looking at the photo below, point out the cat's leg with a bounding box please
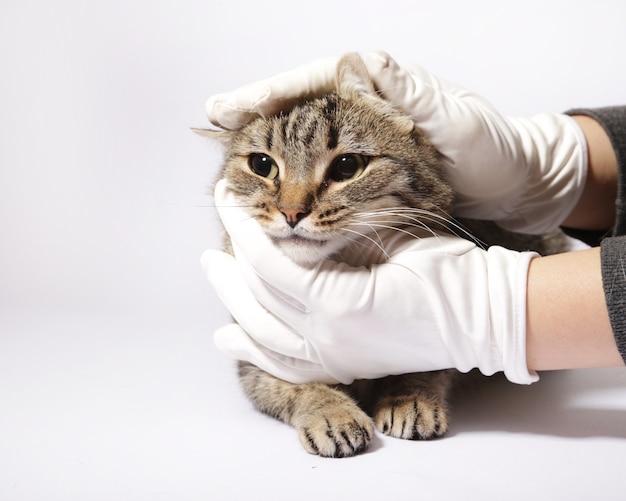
[371,370,454,440]
[237,361,374,458]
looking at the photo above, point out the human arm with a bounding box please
[526,247,622,372]
[204,176,625,386]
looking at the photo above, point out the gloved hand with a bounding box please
[202,180,539,385]
[206,51,587,234]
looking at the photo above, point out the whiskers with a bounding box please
[339,206,486,259]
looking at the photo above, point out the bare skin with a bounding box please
[526,115,624,372]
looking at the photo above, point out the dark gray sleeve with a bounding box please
[601,236,626,361]
[566,106,626,362]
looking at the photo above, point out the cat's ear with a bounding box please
[191,127,232,146]
[336,53,415,136]
[336,53,377,97]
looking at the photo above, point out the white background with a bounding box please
[2,1,626,499]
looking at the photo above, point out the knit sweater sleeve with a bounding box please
[566,106,626,362]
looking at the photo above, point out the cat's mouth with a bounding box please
[269,234,332,266]
[272,235,327,247]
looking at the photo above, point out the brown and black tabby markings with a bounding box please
[197,54,565,457]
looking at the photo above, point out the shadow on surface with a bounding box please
[448,368,626,439]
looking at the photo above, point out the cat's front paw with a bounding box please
[296,407,374,458]
[374,395,448,440]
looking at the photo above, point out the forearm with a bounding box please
[525,248,624,371]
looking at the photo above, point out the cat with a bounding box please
[196,53,566,457]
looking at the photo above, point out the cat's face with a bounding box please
[208,54,453,266]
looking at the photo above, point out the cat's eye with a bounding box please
[248,153,279,180]
[328,154,369,182]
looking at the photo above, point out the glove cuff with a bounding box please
[498,114,588,234]
[487,247,540,384]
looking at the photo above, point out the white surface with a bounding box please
[2,1,626,499]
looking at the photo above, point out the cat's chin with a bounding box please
[272,236,335,266]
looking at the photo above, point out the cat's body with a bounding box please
[200,54,566,457]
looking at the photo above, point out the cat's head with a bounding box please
[198,53,453,266]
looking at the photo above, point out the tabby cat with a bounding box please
[198,53,564,457]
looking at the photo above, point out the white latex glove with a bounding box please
[202,180,539,385]
[206,51,587,234]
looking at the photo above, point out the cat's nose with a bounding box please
[280,207,311,228]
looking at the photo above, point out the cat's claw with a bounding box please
[297,412,374,458]
[374,396,448,440]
